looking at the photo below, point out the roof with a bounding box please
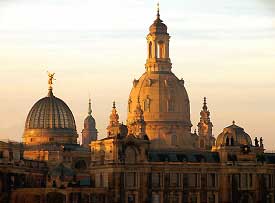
[148,150,220,163]
[49,163,75,177]
[25,89,76,130]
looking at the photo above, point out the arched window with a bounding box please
[226,137,229,146]
[148,41,152,58]
[230,137,234,146]
[125,147,137,163]
[171,135,177,146]
[158,41,165,58]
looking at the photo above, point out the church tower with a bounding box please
[81,98,98,148]
[127,5,193,149]
[197,97,215,150]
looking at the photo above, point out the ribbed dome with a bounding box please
[23,89,78,145]
[25,91,76,130]
[216,122,252,147]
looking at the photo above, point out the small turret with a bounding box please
[81,98,98,148]
[127,97,146,138]
[107,101,122,137]
[197,97,215,150]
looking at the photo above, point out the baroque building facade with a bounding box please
[1,6,275,203]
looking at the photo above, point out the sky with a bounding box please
[0,0,275,149]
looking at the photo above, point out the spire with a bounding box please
[157,2,160,19]
[203,97,208,111]
[88,98,92,116]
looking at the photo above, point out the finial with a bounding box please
[232,120,235,125]
[113,101,116,108]
[157,2,160,19]
[88,98,92,116]
[47,71,55,96]
[202,97,208,110]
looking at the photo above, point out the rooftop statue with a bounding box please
[47,71,55,87]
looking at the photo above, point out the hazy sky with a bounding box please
[0,0,275,149]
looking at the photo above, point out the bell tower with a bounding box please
[146,4,172,72]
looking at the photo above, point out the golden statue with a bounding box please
[47,71,55,86]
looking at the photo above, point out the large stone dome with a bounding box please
[23,89,78,145]
[128,72,191,124]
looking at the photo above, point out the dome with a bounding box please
[23,89,78,145]
[216,122,252,147]
[127,72,192,148]
[84,116,96,130]
[149,6,167,34]
[128,72,190,124]
[149,18,167,34]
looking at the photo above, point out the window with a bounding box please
[208,193,215,203]
[200,139,205,148]
[207,173,216,188]
[188,174,199,188]
[148,42,152,58]
[190,194,197,203]
[241,173,253,189]
[171,135,177,146]
[265,174,272,188]
[128,195,135,203]
[152,194,160,203]
[167,100,175,112]
[95,173,104,187]
[125,147,136,163]
[157,41,165,58]
[152,173,160,187]
[170,173,179,187]
[0,151,3,159]
[126,172,136,188]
